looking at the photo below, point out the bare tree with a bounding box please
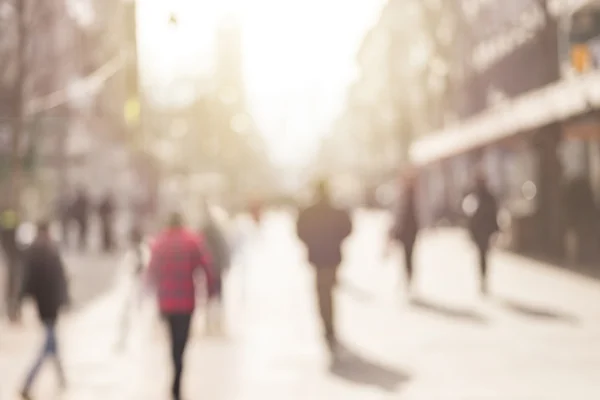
[0,0,68,208]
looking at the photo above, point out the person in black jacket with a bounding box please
[296,180,352,354]
[18,220,69,399]
[467,173,499,295]
[71,188,90,251]
[389,173,419,292]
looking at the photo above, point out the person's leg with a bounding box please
[316,269,335,349]
[22,324,54,394]
[46,323,66,387]
[478,244,489,294]
[167,314,192,400]
[403,243,414,289]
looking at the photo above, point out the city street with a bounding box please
[2,210,600,399]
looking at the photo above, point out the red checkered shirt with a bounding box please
[147,228,213,314]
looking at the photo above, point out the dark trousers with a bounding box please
[315,267,337,348]
[477,243,489,293]
[23,321,65,391]
[403,242,415,287]
[76,219,87,251]
[101,223,114,252]
[164,313,192,400]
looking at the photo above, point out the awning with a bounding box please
[409,70,600,166]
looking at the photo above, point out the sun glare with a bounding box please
[138,0,384,166]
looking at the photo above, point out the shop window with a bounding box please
[503,142,538,216]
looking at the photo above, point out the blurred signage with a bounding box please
[459,0,560,117]
[567,4,600,74]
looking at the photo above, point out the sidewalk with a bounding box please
[0,251,132,400]
[3,210,600,399]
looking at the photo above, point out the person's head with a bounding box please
[167,211,184,229]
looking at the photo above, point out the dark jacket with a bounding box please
[20,238,70,322]
[296,199,352,268]
[468,183,499,247]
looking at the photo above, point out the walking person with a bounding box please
[199,200,231,336]
[116,223,146,350]
[71,188,90,251]
[467,172,499,295]
[146,212,214,400]
[17,220,70,399]
[296,180,352,355]
[98,193,116,253]
[389,172,419,292]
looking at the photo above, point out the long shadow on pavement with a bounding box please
[496,298,579,324]
[409,297,487,324]
[329,346,410,392]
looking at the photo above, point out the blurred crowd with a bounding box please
[0,168,501,400]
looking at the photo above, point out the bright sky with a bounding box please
[137,0,385,167]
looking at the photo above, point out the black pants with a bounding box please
[477,244,489,292]
[403,242,414,287]
[164,313,192,399]
[101,223,113,252]
[315,267,337,349]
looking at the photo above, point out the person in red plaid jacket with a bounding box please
[147,212,214,400]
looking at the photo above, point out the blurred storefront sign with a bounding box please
[459,0,560,117]
[564,3,600,75]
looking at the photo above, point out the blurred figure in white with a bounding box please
[116,224,147,350]
[199,200,231,336]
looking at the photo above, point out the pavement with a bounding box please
[1,210,600,399]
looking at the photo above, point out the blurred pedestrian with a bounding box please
[116,223,146,350]
[467,172,499,295]
[146,212,214,400]
[248,197,263,224]
[1,209,22,319]
[17,220,69,399]
[55,195,71,248]
[296,180,352,355]
[98,193,116,253]
[199,200,231,335]
[389,172,419,292]
[71,188,90,251]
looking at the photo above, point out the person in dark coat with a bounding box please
[55,195,72,248]
[467,173,499,295]
[71,188,90,251]
[296,180,352,355]
[389,173,419,291]
[17,220,69,399]
[98,193,116,252]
